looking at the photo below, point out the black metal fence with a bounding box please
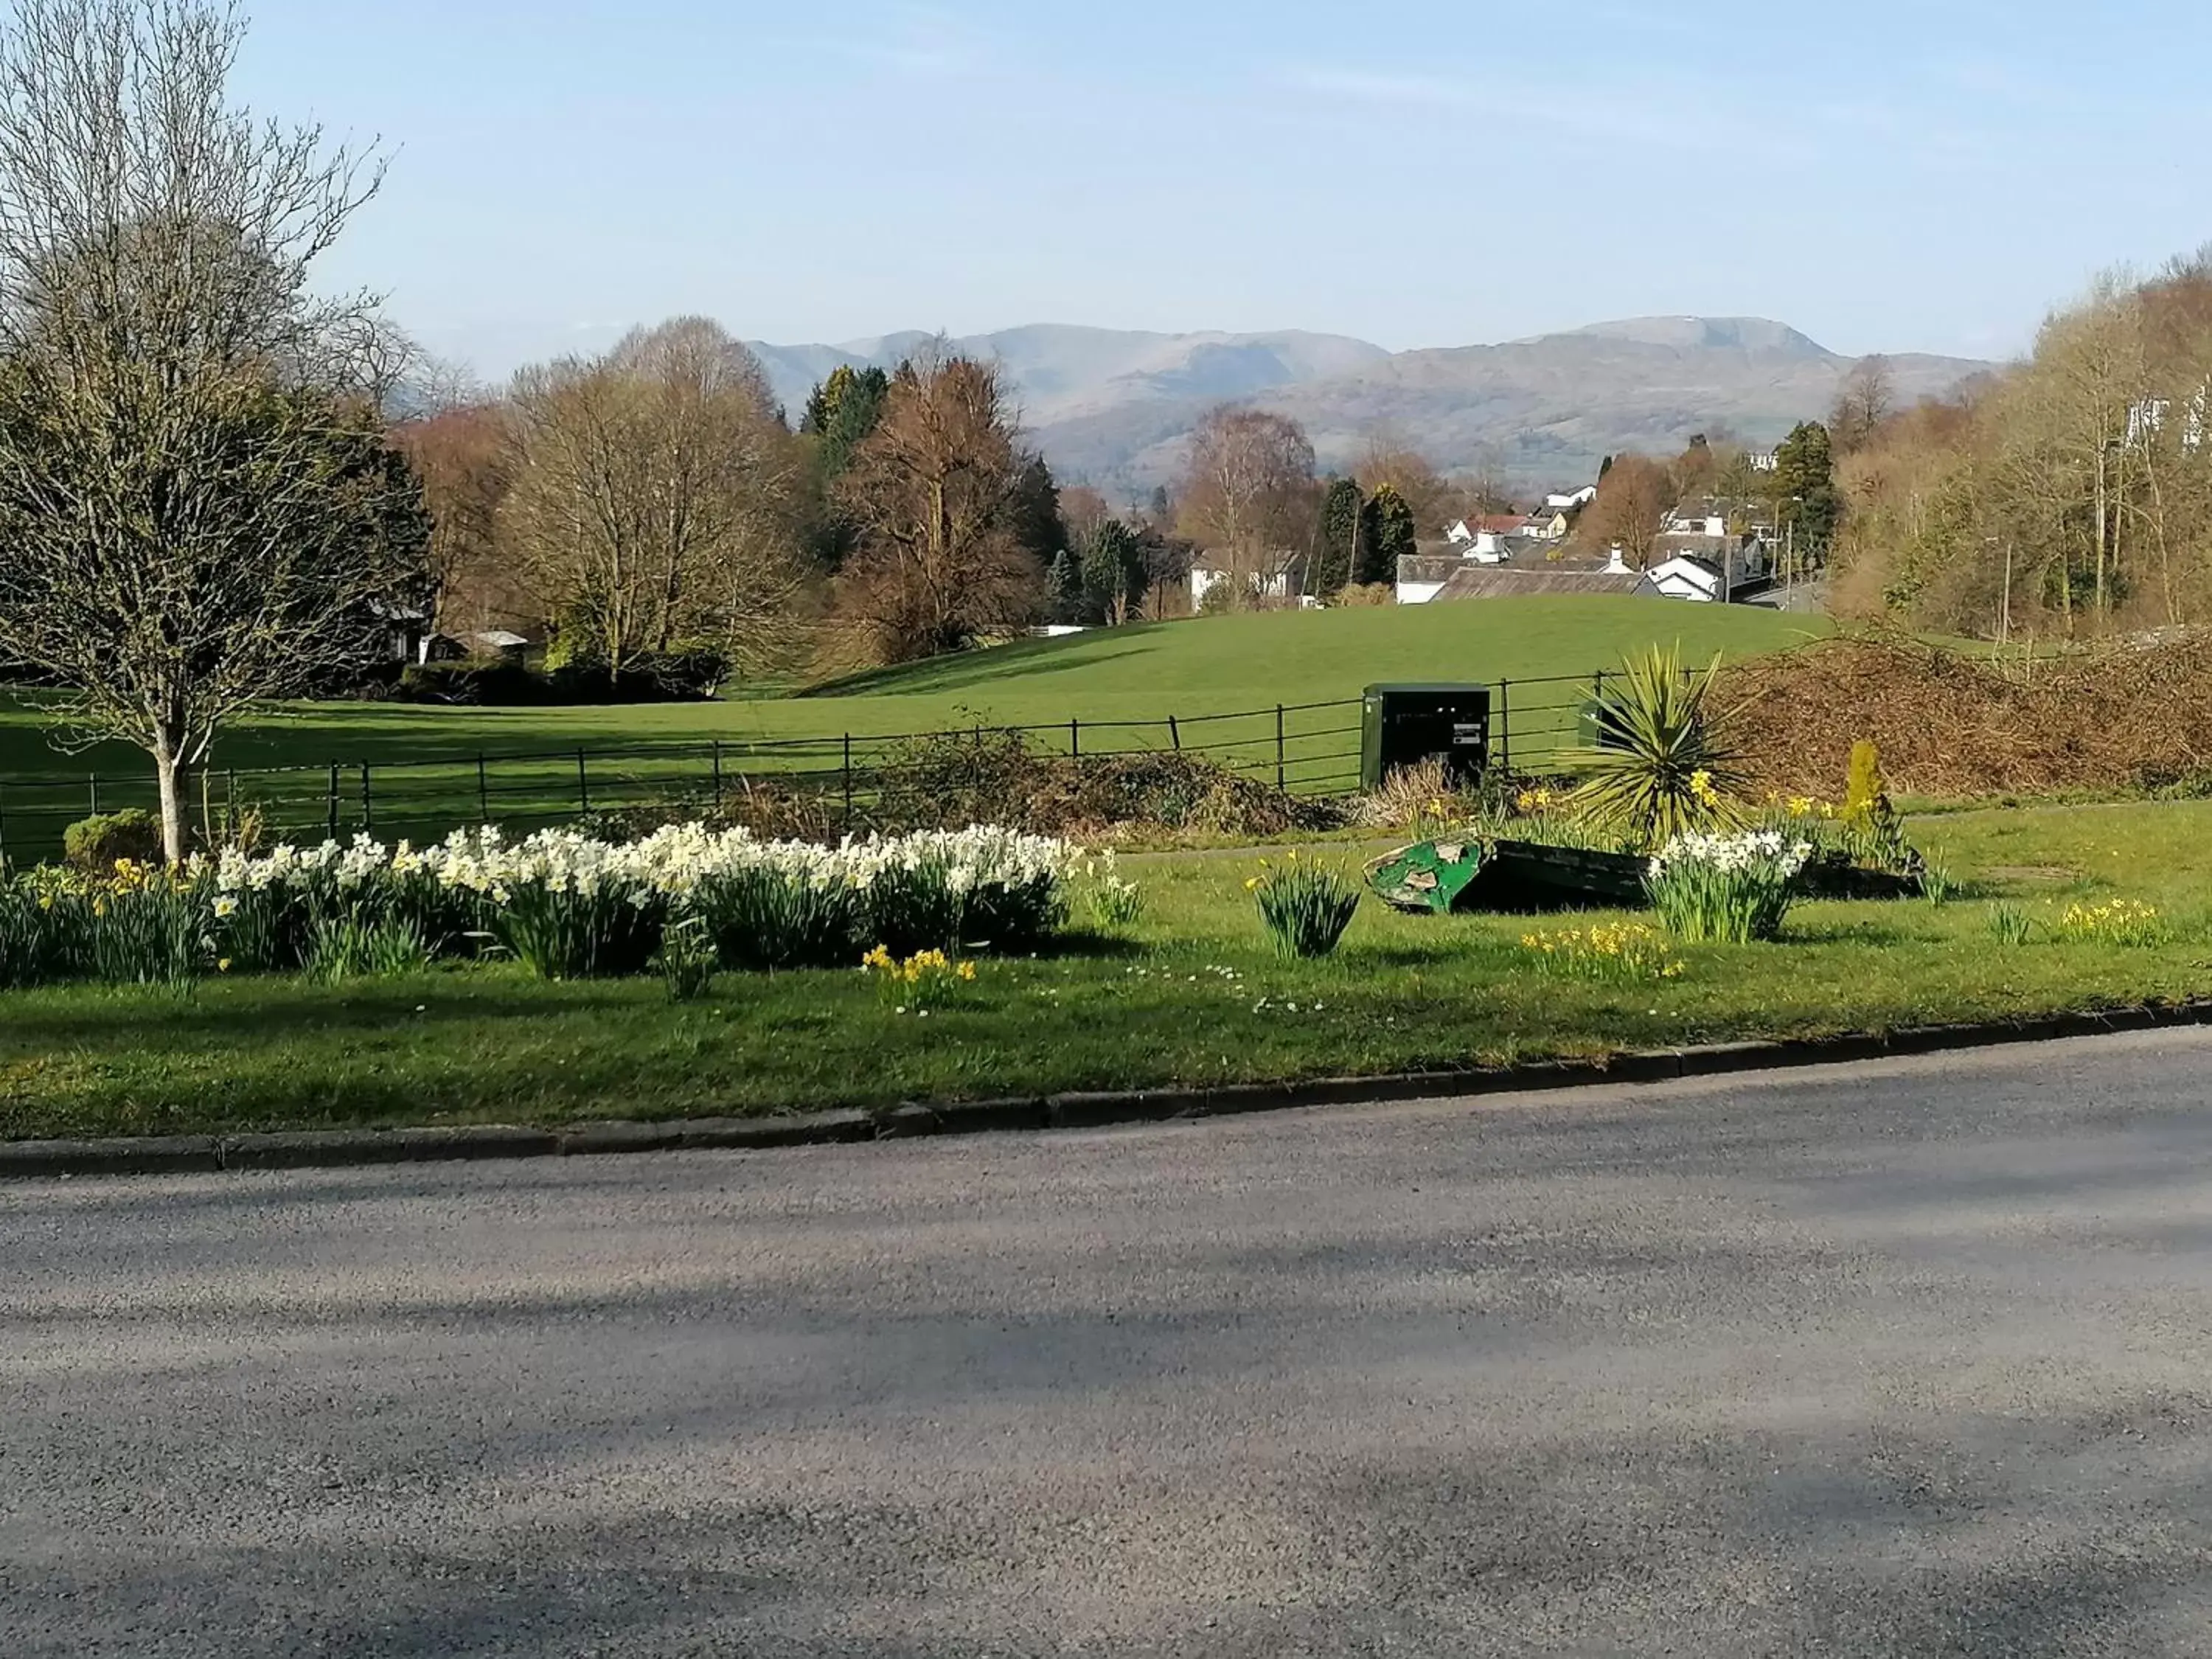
[0,672,1622,864]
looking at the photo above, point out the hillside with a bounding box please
[737,315,1988,498]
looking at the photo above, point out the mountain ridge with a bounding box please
[734,315,1987,495]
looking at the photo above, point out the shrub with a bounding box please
[63,810,164,872]
[1520,922,1685,983]
[1987,902,2034,945]
[871,728,1339,839]
[1646,830,1810,944]
[1569,647,1747,852]
[1247,852,1360,959]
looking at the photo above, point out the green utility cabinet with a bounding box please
[1360,683,1492,789]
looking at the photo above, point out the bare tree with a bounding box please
[829,349,1042,664]
[1575,453,1675,566]
[0,0,425,862]
[1830,355,1896,455]
[391,401,520,640]
[1175,406,1316,602]
[504,317,804,678]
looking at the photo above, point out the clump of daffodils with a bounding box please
[863,944,978,1013]
[2056,898,2166,948]
[1520,922,1685,983]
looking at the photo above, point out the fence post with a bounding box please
[327,764,340,840]
[358,762,372,834]
[1168,715,1181,753]
[576,748,589,815]
[1275,704,1286,791]
[1497,679,1512,772]
[711,740,723,810]
[842,734,853,830]
[88,773,98,816]
[1070,717,1080,759]
[477,754,490,824]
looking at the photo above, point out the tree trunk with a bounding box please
[153,737,187,866]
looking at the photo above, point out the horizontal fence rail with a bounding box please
[0,672,1650,865]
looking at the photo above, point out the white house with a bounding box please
[1545,486,1598,512]
[1191,563,1295,608]
[1444,515,1539,563]
[1641,555,1725,602]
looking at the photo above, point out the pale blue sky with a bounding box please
[233,0,2211,371]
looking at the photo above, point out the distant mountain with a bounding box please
[741,314,1986,498]
[742,323,1392,429]
[442,314,1989,499]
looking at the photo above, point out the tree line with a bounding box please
[1831,256,2212,641]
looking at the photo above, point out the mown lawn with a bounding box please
[0,596,1824,777]
[2,796,2206,1144]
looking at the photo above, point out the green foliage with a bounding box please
[490,880,666,981]
[1646,848,1799,945]
[1919,860,1956,908]
[1077,853,1144,928]
[1316,478,1363,596]
[63,810,164,872]
[305,914,431,983]
[692,867,866,971]
[1773,421,1840,552]
[1077,518,1145,622]
[653,915,719,1002]
[1248,853,1359,958]
[1356,484,1416,586]
[88,884,206,986]
[1007,453,1067,566]
[1046,550,1082,625]
[1568,647,1745,851]
[1986,902,2034,945]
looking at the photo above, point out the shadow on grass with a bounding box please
[793,634,1164,700]
[0,977,651,1050]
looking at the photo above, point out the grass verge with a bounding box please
[4,796,2208,1144]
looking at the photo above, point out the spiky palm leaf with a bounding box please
[1569,646,1747,852]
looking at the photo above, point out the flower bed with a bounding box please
[0,824,1077,989]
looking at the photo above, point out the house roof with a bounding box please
[1433,566,1648,601]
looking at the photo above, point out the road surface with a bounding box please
[9,1029,2212,1656]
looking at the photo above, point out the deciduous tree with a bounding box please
[504,317,803,678]
[0,0,426,862]
[1175,406,1317,603]
[830,351,1043,662]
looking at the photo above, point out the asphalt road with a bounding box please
[10,1030,2212,1658]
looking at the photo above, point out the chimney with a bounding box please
[1604,545,1630,574]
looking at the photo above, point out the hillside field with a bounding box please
[0,598,1826,858]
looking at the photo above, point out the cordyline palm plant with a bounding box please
[1569,646,1748,852]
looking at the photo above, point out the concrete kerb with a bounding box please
[6,1001,2212,1183]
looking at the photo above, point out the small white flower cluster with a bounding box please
[1648,830,1813,880]
[204,824,1078,907]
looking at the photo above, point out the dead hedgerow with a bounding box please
[1723,633,2212,799]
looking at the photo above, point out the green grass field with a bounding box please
[0,796,2205,1145]
[0,597,1826,860]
